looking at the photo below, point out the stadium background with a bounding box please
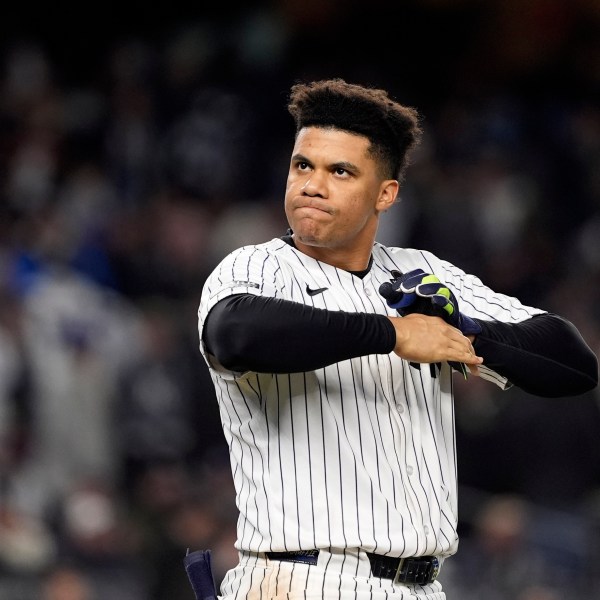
[0,1,599,598]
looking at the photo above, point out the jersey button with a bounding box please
[397,404,405,414]
[407,465,414,476]
[424,526,430,535]
[365,288,372,296]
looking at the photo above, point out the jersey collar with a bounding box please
[280,229,373,279]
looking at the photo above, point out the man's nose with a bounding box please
[301,172,327,197]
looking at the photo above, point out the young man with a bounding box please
[197,79,598,599]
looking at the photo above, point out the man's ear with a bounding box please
[376,180,399,212]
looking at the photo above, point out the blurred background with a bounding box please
[0,1,599,598]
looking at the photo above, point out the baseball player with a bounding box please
[197,79,598,600]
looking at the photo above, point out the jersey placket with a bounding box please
[354,273,430,553]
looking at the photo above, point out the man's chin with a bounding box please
[293,232,324,248]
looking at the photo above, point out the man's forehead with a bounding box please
[293,126,371,156]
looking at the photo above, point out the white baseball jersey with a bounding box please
[197,237,544,559]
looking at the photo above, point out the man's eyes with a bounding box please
[295,163,351,177]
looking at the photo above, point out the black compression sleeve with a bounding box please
[203,294,397,373]
[473,313,598,397]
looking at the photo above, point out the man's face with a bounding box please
[284,127,397,257]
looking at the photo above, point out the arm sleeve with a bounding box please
[203,294,397,374]
[473,313,598,397]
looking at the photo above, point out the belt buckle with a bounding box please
[392,557,407,585]
[393,557,440,586]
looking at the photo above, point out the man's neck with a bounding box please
[282,231,373,274]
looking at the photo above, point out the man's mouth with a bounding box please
[294,197,333,214]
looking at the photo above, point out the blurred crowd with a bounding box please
[0,1,599,598]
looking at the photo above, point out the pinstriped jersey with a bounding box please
[197,238,544,558]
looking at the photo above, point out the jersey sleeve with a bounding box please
[198,244,284,376]
[434,257,546,324]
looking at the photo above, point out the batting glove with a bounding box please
[380,269,481,335]
[379,269,482,378]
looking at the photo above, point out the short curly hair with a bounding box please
[287,79,422,181]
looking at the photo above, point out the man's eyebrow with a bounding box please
[291,153,312,164]
[331,161,360,174]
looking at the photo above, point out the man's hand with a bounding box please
[388,313,483,372]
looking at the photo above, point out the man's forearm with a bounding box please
[473,313,598,397]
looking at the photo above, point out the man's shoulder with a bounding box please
[200,238,291,302]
